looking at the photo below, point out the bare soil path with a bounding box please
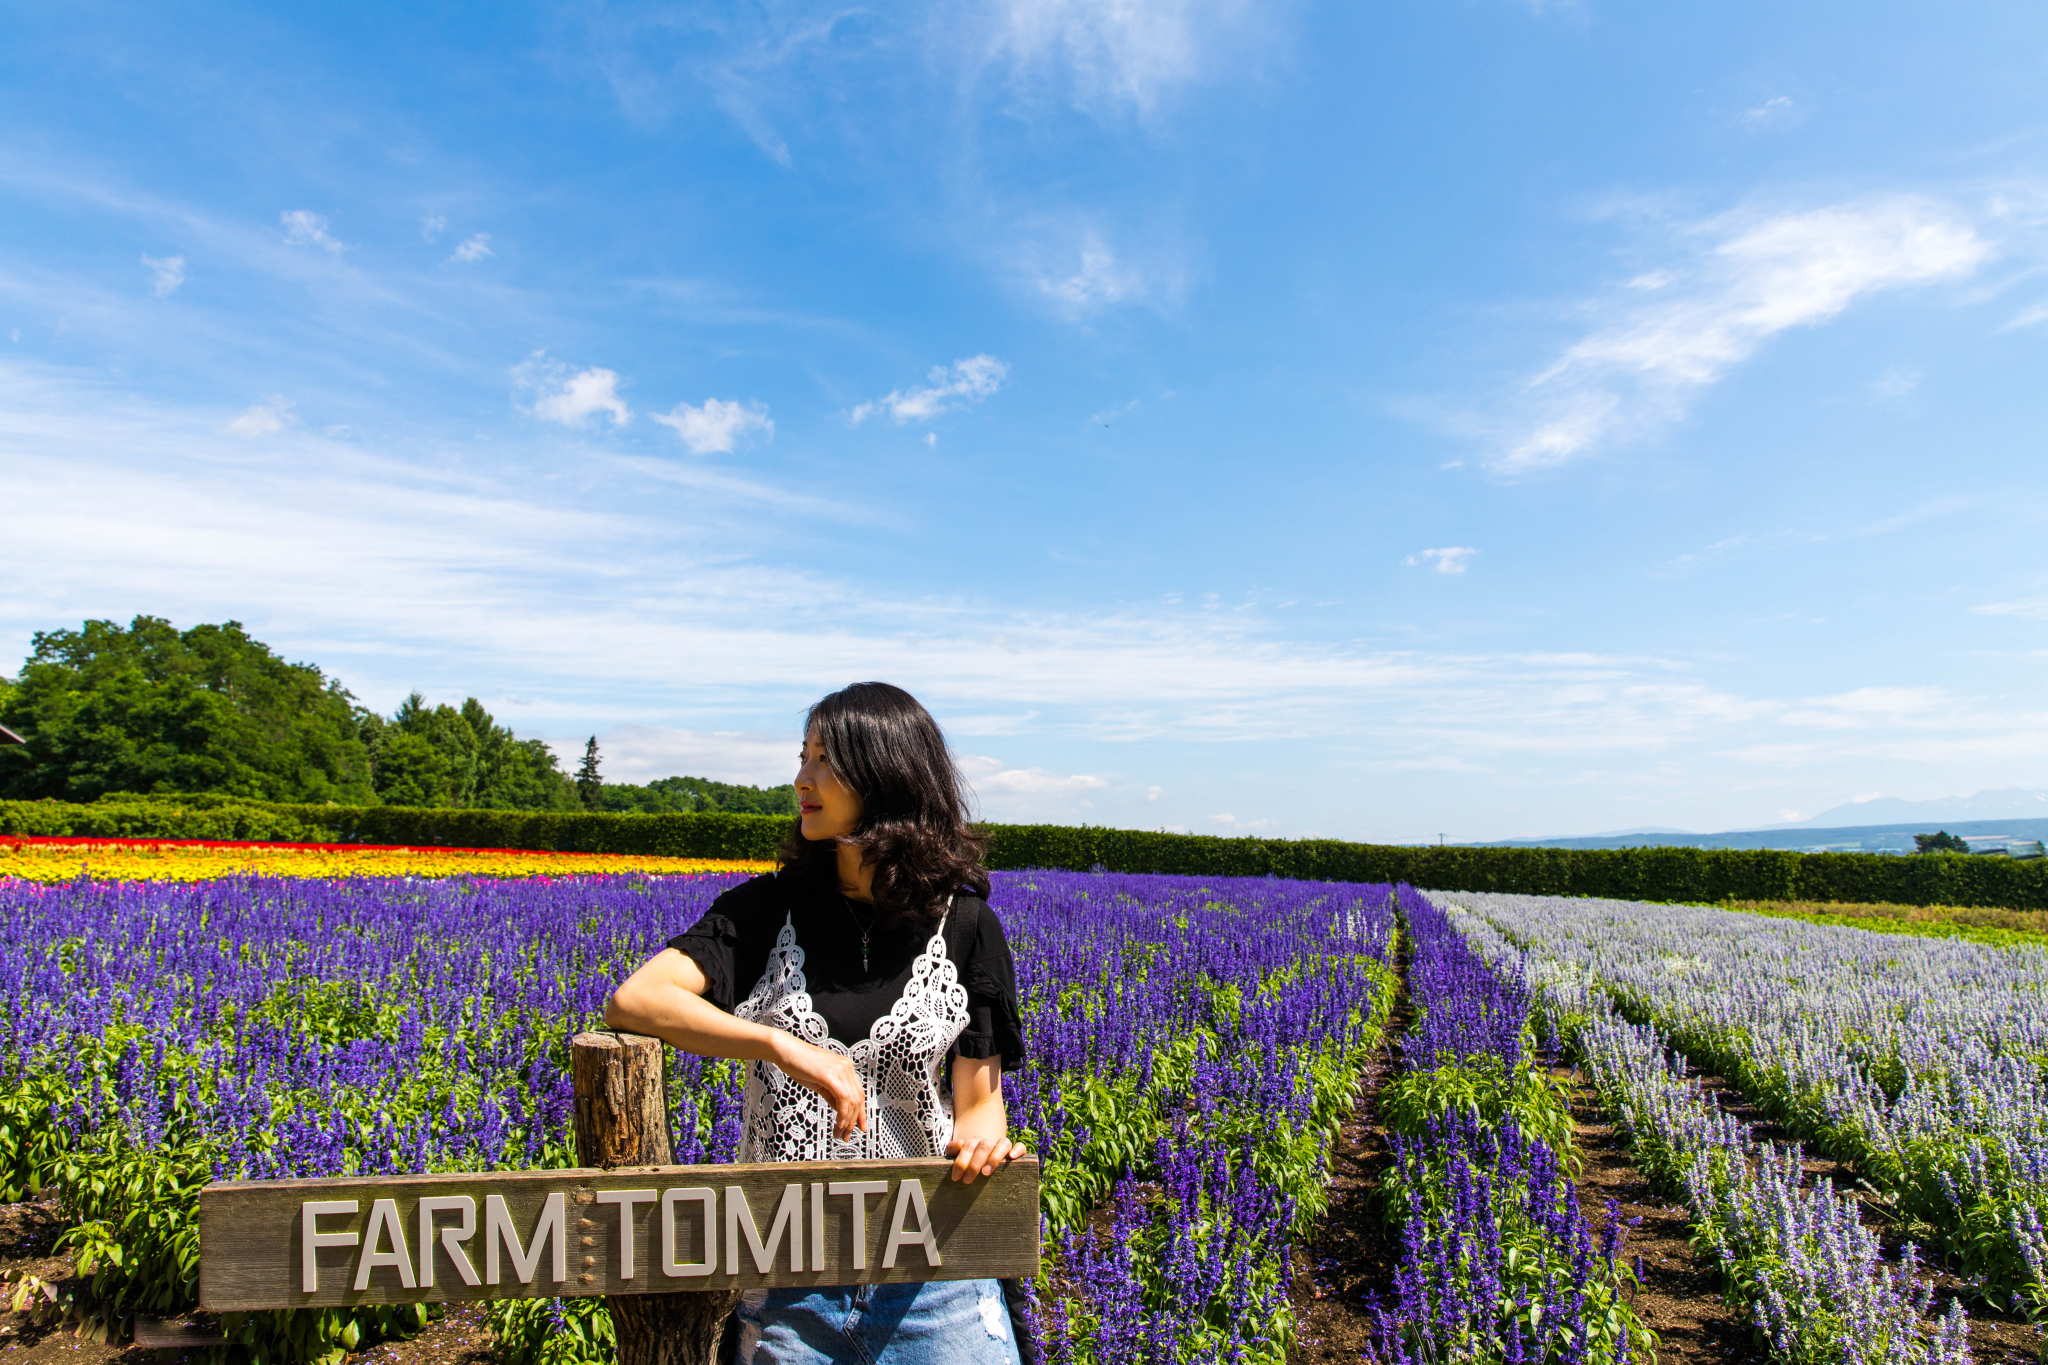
[1288,942,1409,1364]
[1552,1068,1765,1365]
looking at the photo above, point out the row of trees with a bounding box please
[0,616,794,815]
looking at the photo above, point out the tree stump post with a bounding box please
[571,1031,738,1365]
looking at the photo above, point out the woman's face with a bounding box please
[796,725,862,841]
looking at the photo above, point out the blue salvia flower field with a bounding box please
[0,870,1397,1365]
[4,868,2045,1365]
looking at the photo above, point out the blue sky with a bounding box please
[4,1,2047,841]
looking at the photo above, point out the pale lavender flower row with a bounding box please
[1443,897,1973,1365]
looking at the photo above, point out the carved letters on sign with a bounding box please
[295,1180,942,1294]
[200,1158,1039,1312]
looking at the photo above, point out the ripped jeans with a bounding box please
[734,1279,1023,1365]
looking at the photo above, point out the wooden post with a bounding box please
[571,1032,738,1365]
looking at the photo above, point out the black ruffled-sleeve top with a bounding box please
[666,870,1027,1071]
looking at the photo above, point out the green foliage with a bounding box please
[0,617,375,804]
[599,774,799,817]
[0,793,326,841]
[1913,830,1971,854]
[486,1297,616,1365]
[0,1071,76,1201]
[0,620,581,814]
[363,694,577,812]
[1720,900,2048,950]
[216,1302,434,1365]
[1381,1054,1579,1166]
[51,1131,423,1361]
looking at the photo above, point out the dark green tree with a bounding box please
[364,693,576,810]
[1913,830,1971,854]
[0,617,376,803]
[575,737,603,810]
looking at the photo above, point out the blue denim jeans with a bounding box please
[734,1279,1023,1365]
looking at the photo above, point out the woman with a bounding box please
[606,682,1031,1365]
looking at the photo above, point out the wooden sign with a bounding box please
[198,1157,1040,1313]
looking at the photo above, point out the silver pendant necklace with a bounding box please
[844,897,877,973]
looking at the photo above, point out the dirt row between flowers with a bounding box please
[1285,997,2045,1365]
[1284,934,1411,1365]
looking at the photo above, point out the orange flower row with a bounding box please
[0,837,774,883]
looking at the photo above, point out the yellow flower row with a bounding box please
[0,839,776,883]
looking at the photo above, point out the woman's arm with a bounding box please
[945,1054,1028,1185]
[606,948,869,1141]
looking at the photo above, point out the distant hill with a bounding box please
[1582,825,1696,837]
[1761,788,2048,829]
[1473,814,2048,854]
[1474,788,2048,852]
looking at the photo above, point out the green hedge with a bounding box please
[980,825,2048,909]
[5,796,2047,911]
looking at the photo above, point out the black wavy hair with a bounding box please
[778,682,989,928]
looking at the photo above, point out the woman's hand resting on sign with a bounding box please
[606,947,866,1139]
[770,1034,868,1141]
[946,1054,1028,1184]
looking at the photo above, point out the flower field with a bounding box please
[8,858,2043,1365]
[0,836,774,881]
[1438,891,2047,1364]
[0,864,1399,1365]
[1368,889,1652,1365]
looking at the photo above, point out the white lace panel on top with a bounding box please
[732,911,972,1163]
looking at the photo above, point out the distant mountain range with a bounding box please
[1472,788,2048,853]
[1760,788,2048,829]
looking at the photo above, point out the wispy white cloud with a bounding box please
[1406,546,1477,574]
[1208,812,1274,831]
[2001,302,2048,331]
[225,395,295,437]
[1740,95,1795,128]
[420,214,448,243]
[1497,197,1990,471]
[652,397,774,454]
[1001,218,1186,317]
[1865,364,1922,403]
[280,209,345,252]
[141,254,185,297]
[959,753,1109,795]
[1971,596,2048,619]
[850,355,1007,424]
[449,233,493,263]
[986,0,1258,112]
[1855,496,1968,536]
[512,352,632,427]
[1033,230,1146,309]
